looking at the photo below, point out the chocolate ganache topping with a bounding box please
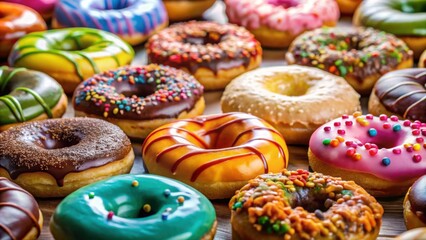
[408,175,426,223]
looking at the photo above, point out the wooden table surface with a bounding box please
[37,1,409,239]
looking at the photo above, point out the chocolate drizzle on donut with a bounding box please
[408,175,426,223]
[147,21,261,74]
[0,118,131,186]
[374,69,426,122]
[0,177,41,240]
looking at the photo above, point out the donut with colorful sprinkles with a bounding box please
[229,169,384,240]
[147,21,262,90]
[286,27,413,94]
[72,64,205,139]
[50,174,217,240]
[308,112,426,197]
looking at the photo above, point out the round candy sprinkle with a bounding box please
[413,144,421,151]
[392,148,401,154]
[107,211,114,220]
[379,115,387,121]
[337,129,345,135]
[353,112,362,117]
[345,121,353,126]
[323,138,331,145]
[164,189,171,197]
[342,114,349,119]
[346,148,355,157]
[336,136,345,143]
[330,139,339,147]
[368,128,377,137]
[417,137,424,143]
[390,116,399,121]
[334,122,341,127]
[177,196,185,204]
[88,192,95,199]
[412,130,420,136]
[381,157,391,166]
[366,114,373,120]
[143,204,151,213]
[324,126,331,132]
[403,120,411,126]
[353,153,362,161]
[383,123,391,129]
[132,180,139,187]
[392,124,401,132]
[413,154,422,163]
[369,148,378,156]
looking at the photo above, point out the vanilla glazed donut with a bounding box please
[0,118,135,198]
[163,0,216,21]
[404,175,426,229]
[73,64,205,139]
[221,66,361,145]
[142,112,289,199]
[308,112,426,197]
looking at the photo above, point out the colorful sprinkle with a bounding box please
[107,211,114,220]
[164,189,171,197]
[337,129,345,135]
[383,123,391,129]
[413,154,422,163]
[143,204,151,213]
[324,126,331,132]
[323,138,331,145]
[177,196,185,204]
[132,180,139,187]
[353,153,362,161]
[392,148,401,154]
[379,114,387,121]
[381,157,391,166]
[88,192,95,199]
[368,128,377,137]
[393,124,401,132]
[346,148,355,157]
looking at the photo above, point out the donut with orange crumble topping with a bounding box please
[142,112,289,199]
[73,64,205,139]
[0,118,135,198]
[308,112,426,197]
[147,21,262,90]
[229,169,384,240]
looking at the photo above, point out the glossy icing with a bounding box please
[50,174,216,240]
[143,112,289,183]
[309,113,426,182]
[8,27,134,83]
[0,66,63,125]
[356,0,426,36]
[408,175,426,222]
[224,0,340,34]
[53,0,168,45]
[2,0,57,18]
[73,64,204,120]
[0,177,41,240]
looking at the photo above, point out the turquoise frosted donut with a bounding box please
[50,174,217,240]
[52,0,168,45]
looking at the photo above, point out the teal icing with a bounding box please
[50,174,216,240]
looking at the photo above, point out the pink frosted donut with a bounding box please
[308,112,426,197]
[1,0,57,19]
[224,0,340,48]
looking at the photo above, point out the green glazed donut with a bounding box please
[355,0,426,36]
[50,174,217,240]
[0,66,66,131]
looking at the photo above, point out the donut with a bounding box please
[221,66,361,145]
[354,0,426,59]
[0,66,68,132]
[0,177,43,240]
[0,2,46,59]
[52,0,168,46]
[142,112,289,199]
[73,64,205,139]
[2,0,57,19]
[50,174,217,239]
[224,0,340,48]
[163,0,216,21]
[420,50,426,68]
[0,118,135,198]
[146,21,262,90]
[308,112,426,197]
[396,228,426,240]
[229,169,384,240]
[369,68,426,122]
[404,175,426,229]
[285,27,414,94]
[336,0,362,15]
[8,27,134,94]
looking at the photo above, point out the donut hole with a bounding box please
[267,0,299,8]
[111,82,157,98]
[115,203,160,219]
[91,1,131,10]
[52,39,93,51]
[264,75,310,96]
[35,132,81,149]
[290,188,331,213]
[364,138,401,149]
[184,32,224,45]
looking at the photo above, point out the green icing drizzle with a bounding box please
[50,175,216,240]
[0,95,24,122]
[15,87,53,118]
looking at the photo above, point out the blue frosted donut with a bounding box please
[52,0,168,45]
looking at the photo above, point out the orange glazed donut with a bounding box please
[336,0,362,15]
[0,2,46,59]
[142,112,289,199]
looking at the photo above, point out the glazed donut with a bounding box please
[51,174,217,240]
[286,27,413,94]
[404,175,426,229]
[2,0,57,19]
[163,0,216,21]
[369,68,426,122]
[229,169,384,240]
[0,2,46,59]
[73,64,205,139]
[224,0,340,48]
[221,66,361,145]
[0,118,135,198]
[0,177,43,240]
[336,0,362,15]
[52,0,168,46]
[308,113,426,197]
[396,228,426,240]
[146,21,262,90]
[420,50,426,68]
[8,28,134,94]
[142,112,289,199]
[0,66,67,132]
[354,0,426,59]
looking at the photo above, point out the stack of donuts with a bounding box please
[0,0,425,239]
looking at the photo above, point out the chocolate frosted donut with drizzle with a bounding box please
[142,112,289,199]
[0,177,43,240]
[369,68,426,122]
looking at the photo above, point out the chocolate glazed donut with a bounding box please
[0,177,43,240]
[369,68,426,122]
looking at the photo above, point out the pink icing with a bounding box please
[224,0,340,35]
[309,114,426,182]
[2,0,57,17]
